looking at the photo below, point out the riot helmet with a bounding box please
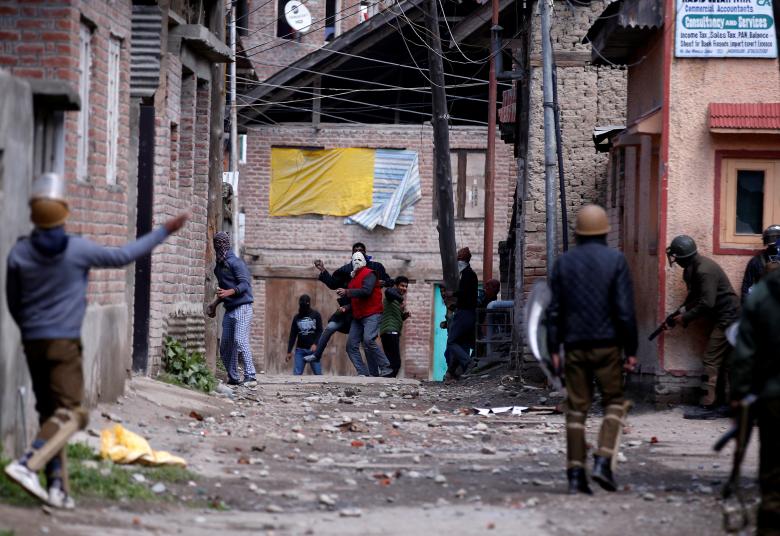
[763,225,780,247]
[29,173,69,229]
[666,235,697,267]
[574,204,610,236]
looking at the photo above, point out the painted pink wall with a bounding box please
[663,56,780,372]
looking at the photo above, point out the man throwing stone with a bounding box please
[547,204,637,495]
[4,173,187,509]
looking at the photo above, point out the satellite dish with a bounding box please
[284,1,312,32]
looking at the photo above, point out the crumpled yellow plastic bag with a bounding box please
[100,424,186,467]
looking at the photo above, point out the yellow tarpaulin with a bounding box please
[100,424,187,467]
[270,147,375,216]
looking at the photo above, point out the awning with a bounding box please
[709,103,780,133]
[592,125,626,153]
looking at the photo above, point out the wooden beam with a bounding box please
[529,50,592,67]
[449,0,514,47]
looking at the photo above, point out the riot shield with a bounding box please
[524,280,563,392]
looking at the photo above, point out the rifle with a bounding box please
[648,307,683,341]
[713,394,758,533]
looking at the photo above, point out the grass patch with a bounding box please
[0,443,196,506]
[0,530,15,536]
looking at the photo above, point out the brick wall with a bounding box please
[240,123,517,378]
[242,0,380,81]
[1,0,134,307]
[523,0,626,290]
[145,50,212,372]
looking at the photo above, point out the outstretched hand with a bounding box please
[164,213,189,234]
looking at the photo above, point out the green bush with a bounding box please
[161,337,216,393]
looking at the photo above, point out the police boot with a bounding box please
[592,455,617,492]
[566,467,593,495]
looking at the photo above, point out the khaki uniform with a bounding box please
[681,255,740,406]
[564,347,626,468]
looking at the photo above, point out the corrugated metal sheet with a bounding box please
[131,5,163,98]
[498,88,516,124]
[585,0,663,66]
[345,150,422,231]
[709,103,780,130]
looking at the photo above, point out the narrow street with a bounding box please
[0,374,757,535]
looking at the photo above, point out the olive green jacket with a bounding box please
[682,255,740,328]
[731,269,780,401]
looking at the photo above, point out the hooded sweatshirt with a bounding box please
[6,227,169,340]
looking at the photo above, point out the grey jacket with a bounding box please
[6,226,169,340]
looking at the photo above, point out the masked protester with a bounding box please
[285,295,323,375]
[336,252,393,377]
[4,173,187,509]
[206,232,256,387]
[741,225,780,300]
[731,264,780,535]
[665,235,740,418]
[546,204,637,495]
[443,247,479,380]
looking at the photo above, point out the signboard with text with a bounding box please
[675,0,778,58]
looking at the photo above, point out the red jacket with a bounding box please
[348,267,384,319]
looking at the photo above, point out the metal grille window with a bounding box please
[77,23,92,182]
[106,37,121,185]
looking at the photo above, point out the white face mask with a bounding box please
[458,260,468,272]
[352,252,367,273]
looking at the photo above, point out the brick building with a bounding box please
[240,124,516,378]
[0,0,229,454]
[234,0,625,378]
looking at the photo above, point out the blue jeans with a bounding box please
[311,316,349,360]
[346,314,391,376]
[293,348,322,375]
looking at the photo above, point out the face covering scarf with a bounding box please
[213,232,231,263]
[458,260,468,273]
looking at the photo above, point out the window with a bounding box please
[106,37,121,184]
[358,0,380,23]
[719,157,780,248]
[325,0,340,41]
[33,110,65,177]
[77,23,92,182]
[433,149,486,219]
[239,134,247,164]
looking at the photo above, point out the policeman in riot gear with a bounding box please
[4,173,188,509]
[740,224,780,300]
[665,235,740,416]
[547,204,638,495]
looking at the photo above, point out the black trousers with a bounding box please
[380,333,401,378]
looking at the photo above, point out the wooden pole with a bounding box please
[204,0,226,371]
[425,0,459,293]
[483,0,499,282]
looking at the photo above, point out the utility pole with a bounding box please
[229,3,240,254]
[482,0,499,282]
[540,0,557,276]
[204,0,227,371]
[425,0,459,292]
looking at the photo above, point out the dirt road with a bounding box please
[0,374,759,535]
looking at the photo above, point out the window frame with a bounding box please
[106,36,121,185]
[76,23,92,182]
[714,150,780,255]
[432,149,486,220]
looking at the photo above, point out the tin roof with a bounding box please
[709,103,780,130]
[584,0,663,66]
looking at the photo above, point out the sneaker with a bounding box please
[302,354,317,363]
[243,379,258,388]
[47,485,75,509]
[4,461,48,503]
[227,378,243,386]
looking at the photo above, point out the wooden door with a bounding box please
[264,278,354,375]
